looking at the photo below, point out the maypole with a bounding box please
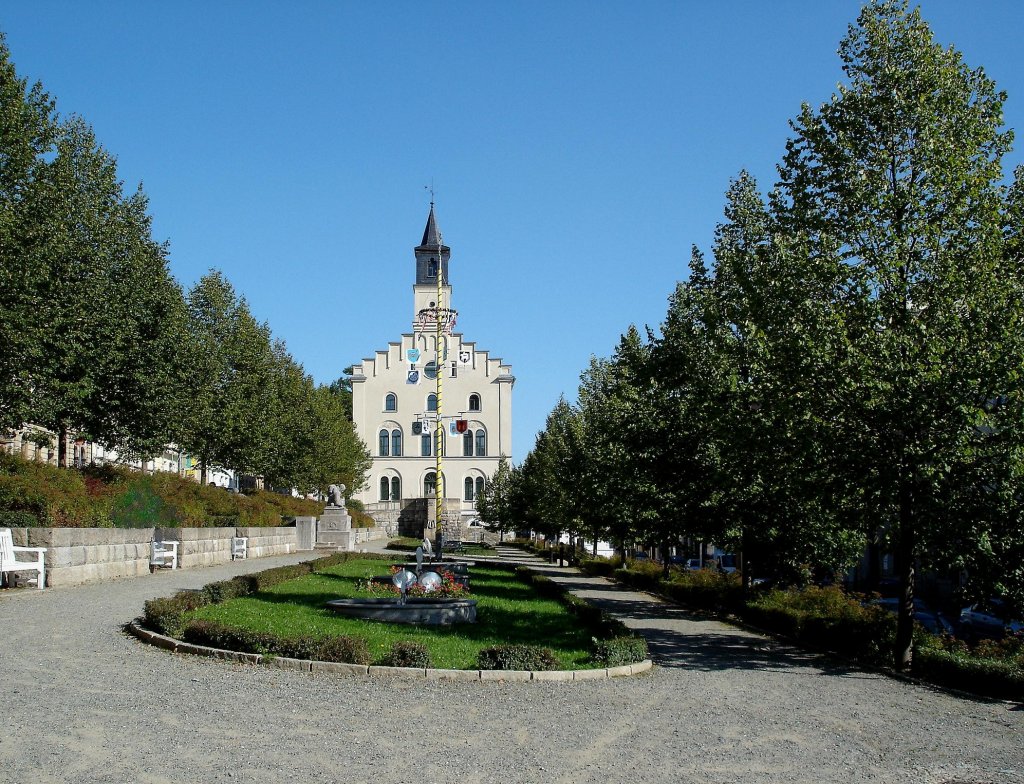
[434,218,445,558]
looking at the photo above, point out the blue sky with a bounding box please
[3,1,1022,463]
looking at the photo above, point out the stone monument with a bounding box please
[317,483,354,550]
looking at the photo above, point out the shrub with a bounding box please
[315,634,371,665]
[143,591,209,637]
[578,556,617,577]
[592,636,649,667]
[913,647,1024,701]
[0,510,39,527]
[384,640,432,668]
[662,568,743,614]
[478,644,558,671]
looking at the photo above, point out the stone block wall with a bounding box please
[235,526,296,558]
[154,527,235,569]
[5,525,300,588]
[9,527,154,587]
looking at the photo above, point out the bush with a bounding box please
[0,509,39,527]
[0,452,327,529]
[478,644,558,671]
[662,568,743,614]
[744,586,895,666]
[180,620,372,665]
[384,640,432,668]
[592,636,649,667]
[313,634,372,665]
[578,556,618,577]
[913,647,1024,701]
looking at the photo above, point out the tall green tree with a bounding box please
[474,453,514,539]
[28,117,187,463]
[179,271,277,483]
[777,0,1019,668]
[0,33,56,432]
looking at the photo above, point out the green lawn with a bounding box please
[187,559,597,669]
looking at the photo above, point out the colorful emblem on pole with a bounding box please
[459,350,472,365]
[456,419,469,434]
[412,421,423,435]
[406,369,419,384]
[407,348,420,363]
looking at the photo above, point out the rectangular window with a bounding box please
[421,434,431,457]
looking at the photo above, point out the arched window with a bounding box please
[390,476,401,501]
[378,429,390,457]
[427,259,437,278]
[425,472,436,496]
[475,429,486,457]
[475,476,485,498]
[464,477,474,501]
[385,393,397,412]
[463,431,473,457]
[427,393,437,412]
[424,361,438,380]
[391,429,402,456]
[379,477,390,501]
[421,433,431,456]
[469,394,481,411]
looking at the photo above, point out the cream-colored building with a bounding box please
[351,206,514,535]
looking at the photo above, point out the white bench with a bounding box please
[150,540,178,571]
[231,536,248,560]
[0,527,46,589]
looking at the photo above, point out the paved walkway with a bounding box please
[0,544,1021,784]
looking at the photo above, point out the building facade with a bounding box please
[350,206,514,535]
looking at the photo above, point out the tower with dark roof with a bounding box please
[349,205,514,537]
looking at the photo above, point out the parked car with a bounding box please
[870,597,955,636]
[718,554,738,574]
[684,558,704,571]
[959,599,1024,640]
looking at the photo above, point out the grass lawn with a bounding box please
[187,558,597,669]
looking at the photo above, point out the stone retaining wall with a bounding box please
[235,526,297,559]
[9,527,155,587]
[7,525,299,587]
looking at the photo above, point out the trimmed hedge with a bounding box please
[913,647,1024,702]
[593,636,650,667]
[182,620,371,664]
[384,641,433,669]
[478,644,558,671]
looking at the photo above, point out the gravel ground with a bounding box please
[0,548,1021,784]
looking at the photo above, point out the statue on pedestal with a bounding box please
[327,484,346,507]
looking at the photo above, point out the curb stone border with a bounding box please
[126,621,652,682]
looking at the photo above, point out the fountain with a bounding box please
[325,547,477,625]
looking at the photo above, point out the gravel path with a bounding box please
[0,548,1021,784]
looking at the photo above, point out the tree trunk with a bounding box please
[893,476,916,671]
[57,423,69,468]
[200,457,208,486]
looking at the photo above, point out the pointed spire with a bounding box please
[420,203,442,247]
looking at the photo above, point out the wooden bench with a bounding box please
[0,527,46,589]
[443,539,466,554]
[150,540,178,571]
